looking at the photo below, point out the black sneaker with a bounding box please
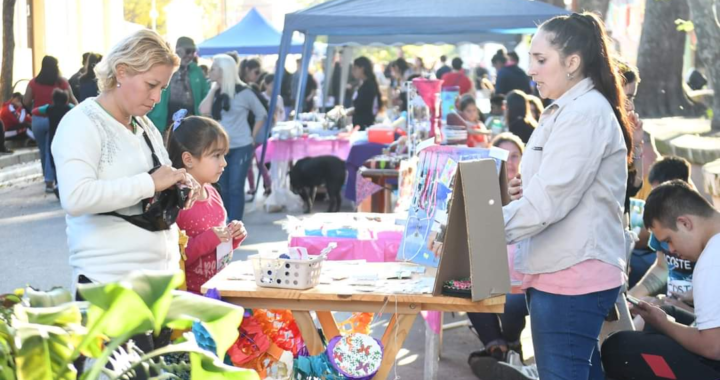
[469,348,536,380]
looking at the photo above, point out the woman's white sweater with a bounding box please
[51,99,180,285]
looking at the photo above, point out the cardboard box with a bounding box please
[433,159,511,301]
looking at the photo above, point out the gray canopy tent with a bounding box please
[257,0,569,187]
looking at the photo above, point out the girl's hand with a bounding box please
[213,226,231,243]
[228,221,247,241]
[508,174,523,201]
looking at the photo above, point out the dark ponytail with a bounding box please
[166,116,230,170]
[540,12,632,160]
[354,56,384,112]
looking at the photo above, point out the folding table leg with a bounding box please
[374,313,418,380]
[316,311,341,341]
[292,310,324,356]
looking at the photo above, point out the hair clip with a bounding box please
[172,109,188,131]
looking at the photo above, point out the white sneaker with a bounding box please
[497,353,540,380]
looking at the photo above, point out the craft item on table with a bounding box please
[253,309,305,356]
[327,333,384,379]
[355,169,385,205]
[204,288,221,301]
[251,243,336,290]
[294,352,344,380]
[216,240,233,271]
[337,313,374,335]
[398,146,502,267]
[441,277,473,298]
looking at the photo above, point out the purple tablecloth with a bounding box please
[255,137,351,163]
[344,142,387,202]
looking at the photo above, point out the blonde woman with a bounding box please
[51,29,197,295]
[199,54,267,221]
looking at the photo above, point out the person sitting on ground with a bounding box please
[0,92,33,153]
[602,180,720,380]
[628,157,696,316]
[468,132,534,380]
[168,115,247,294]
[441,57,474,95]
[504,90,536,144]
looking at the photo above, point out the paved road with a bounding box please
[0,178,513,380]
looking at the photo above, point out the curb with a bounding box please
[0,160,42,187]
[0,148,40,170]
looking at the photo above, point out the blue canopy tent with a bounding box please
[257,0,569,189]
[197,8,303,56]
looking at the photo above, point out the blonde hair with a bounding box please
[95,29,180,91]
[212,54,242,100]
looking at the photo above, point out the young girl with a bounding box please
[167,114,248,294]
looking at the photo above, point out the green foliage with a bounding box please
[675,19,695,32]
[124,0,172,35]
[0,270,252,380]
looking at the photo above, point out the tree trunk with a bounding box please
[635,0,699,118]
[1,0,15,102]
[576,0,612,19]
[687,0,720,131]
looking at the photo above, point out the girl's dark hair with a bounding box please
[166,116,230,170]
[52,88,69,105]
[540,12,632,159]
[506,90,537,127]
[353,56,384,111]
[36,56,61,86]
[457,93,485,123]
[80,53,103,82]
[262,73,275,92]
[239,58,261,83]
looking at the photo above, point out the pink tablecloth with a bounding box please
[288,231,402,263]
[256,137,351,162]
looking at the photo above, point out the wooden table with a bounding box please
[203,261,505,380]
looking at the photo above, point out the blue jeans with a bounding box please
[468,293,528,349]
[32,116,54,182]
[218,144,254,221]
[527,286,620,380]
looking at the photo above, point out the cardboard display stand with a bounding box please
[433,159,511,301]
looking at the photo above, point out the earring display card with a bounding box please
[396,145,502,267]
[433,159,511,301]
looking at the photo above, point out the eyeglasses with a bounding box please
[648,233,670,253]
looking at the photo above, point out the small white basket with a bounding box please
[250,252,325,290]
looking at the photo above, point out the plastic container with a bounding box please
[250,252,324,290]
[368,125,395,144]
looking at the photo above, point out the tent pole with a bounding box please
[256,30,292,194]
[294,34,316,118]
[322,45,336,111]
[338,46,352,108]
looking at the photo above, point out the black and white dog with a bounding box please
[289,155,346,213]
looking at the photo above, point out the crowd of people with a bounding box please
[4,9,716,380]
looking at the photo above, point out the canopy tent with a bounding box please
[257,0,569,188]
[197,7,303,56]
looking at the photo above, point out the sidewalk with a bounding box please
[0,147,42,187]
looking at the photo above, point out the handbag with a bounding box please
[102,119,190,232]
